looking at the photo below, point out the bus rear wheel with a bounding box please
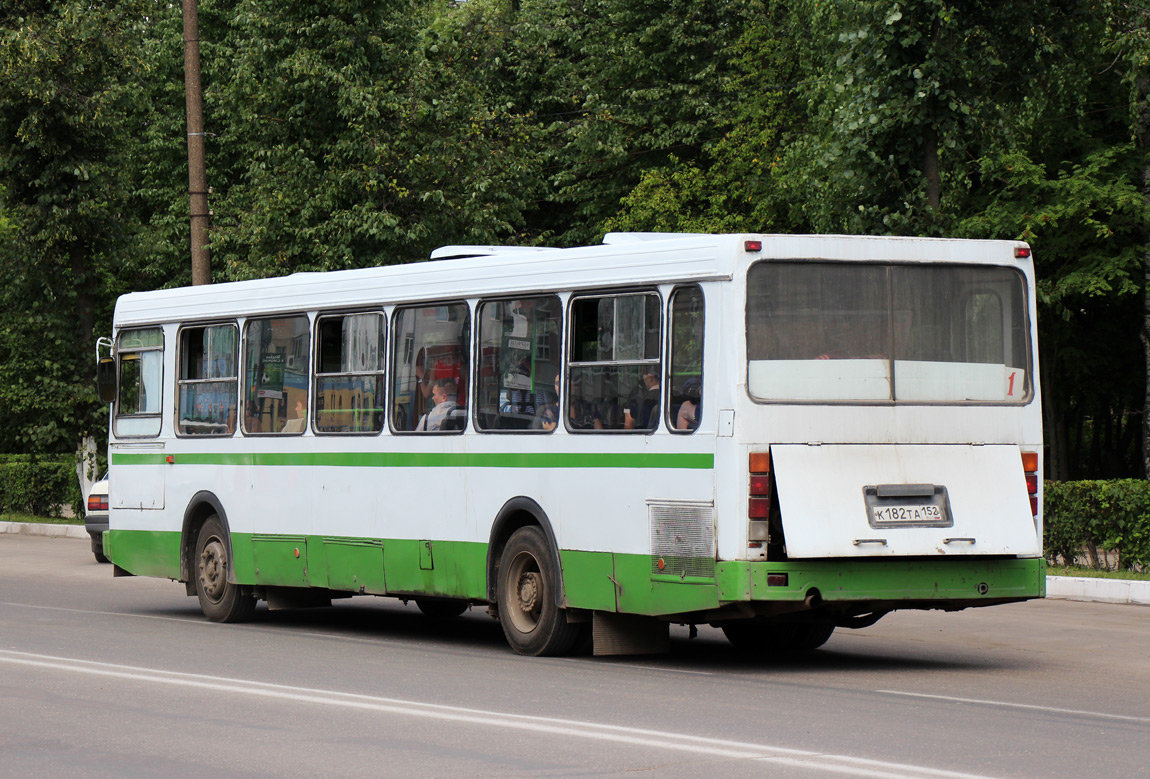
[194,515,256,623]
[721,619,835,655]
[415,597,468,618]
[496,526,579,656]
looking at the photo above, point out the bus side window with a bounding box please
[567,292,661,432]
[242,315,310,435]
[391,303,470,433]
[314,312,386,434]
[475,295,562,432]
[114,328,164,437]
[177,324,238,436]
[667,286,704,432]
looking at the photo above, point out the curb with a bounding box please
[0,521,88,540]
[1045,575,1150,607]
[1,523,1146,606]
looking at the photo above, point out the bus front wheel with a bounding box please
[496,526,579,656]
[194,515,256,623]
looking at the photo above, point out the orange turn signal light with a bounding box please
[749,452,770,474]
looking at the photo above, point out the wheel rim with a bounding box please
[199,535,228,604]
[504,549,543,635]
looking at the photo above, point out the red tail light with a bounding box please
[1022,452,1039,518]
[87,494,108,512]
[749,453,771,521]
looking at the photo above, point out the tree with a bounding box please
[403,0,551,247]
[1107,1,1150,476]
[0,1,158,453]
[204,0,432,278]
[423,0,761,246]
[602,0,801,234]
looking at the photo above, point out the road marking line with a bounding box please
[0,598,703,667]
[583,660,714,676]
[0,600,205,625]
[0,602,426,649]
[877,690,1150,724]
[0,649,990,778]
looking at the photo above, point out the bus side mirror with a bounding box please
[97,358,116,404]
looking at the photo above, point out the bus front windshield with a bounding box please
[746,261,1031,403]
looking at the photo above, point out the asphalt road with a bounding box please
[1,535,1147,778]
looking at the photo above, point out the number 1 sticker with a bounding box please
[1005,369,1024,397]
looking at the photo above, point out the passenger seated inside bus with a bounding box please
[672,377,701,431]
[281,399,308,433]
[533,375,561,431]
[416,378,463,431]
[623,366,660,430]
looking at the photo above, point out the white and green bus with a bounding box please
[97,232,1045,656]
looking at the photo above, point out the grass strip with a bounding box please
[0,512,83,525]
[1047,565,1150,582]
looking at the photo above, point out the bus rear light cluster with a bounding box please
[87,493,108,513]
[749,452,771,521]
[1022,451,1039,517]
[748,452,772,556]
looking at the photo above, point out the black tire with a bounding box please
[496,526,579,656]
[415,597,469,618]
[791,622,835,652]
[91,536,109,564]
[194,515,256,623]
[722,619,835,655]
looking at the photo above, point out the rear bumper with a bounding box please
[717,556,1046,607]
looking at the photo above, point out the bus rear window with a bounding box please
[746,262,1031,403]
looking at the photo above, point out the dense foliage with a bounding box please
[0,454,84,518]
[0,0,1147,481]
[1045,479,1150,571]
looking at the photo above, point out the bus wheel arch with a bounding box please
[180,493,256,623]
[495,525,580,656]
[486,497,564,608]
[180,491,231,586]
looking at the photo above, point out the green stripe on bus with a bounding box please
[111,451,714,469]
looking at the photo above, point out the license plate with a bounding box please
[863,484,953,528]
[871,504,943,525]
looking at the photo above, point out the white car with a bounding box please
[85,475,109,563]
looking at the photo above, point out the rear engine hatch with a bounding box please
[771,444,1039,558]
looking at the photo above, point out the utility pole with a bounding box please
[183,0,210,285]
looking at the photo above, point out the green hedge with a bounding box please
[0,454,83,518]
[1044,480,1150,571]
